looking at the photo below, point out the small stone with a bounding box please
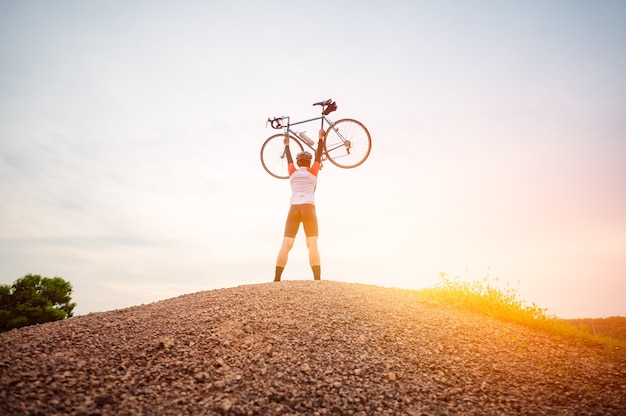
[387,372,396,381]
[156,338,174,350]
[194,372,209,383]
[220,398,233,411]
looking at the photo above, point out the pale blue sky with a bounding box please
[1,0,625,318]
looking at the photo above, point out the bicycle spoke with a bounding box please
[323,119,371,169]
[260,134,303,179]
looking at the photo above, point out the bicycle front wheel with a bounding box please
[324,119,371,169]
[260,134,303,179]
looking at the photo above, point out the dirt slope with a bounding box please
[1,281,625,415]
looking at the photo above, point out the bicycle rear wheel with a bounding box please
[323,119,371,169]
[260,134,303,179]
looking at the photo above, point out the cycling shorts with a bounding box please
[284,204,318,238]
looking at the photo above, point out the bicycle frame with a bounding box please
[277,114,346,155]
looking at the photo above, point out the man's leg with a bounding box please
[306,236,321,280]
[275,237,295,281]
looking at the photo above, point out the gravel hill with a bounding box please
[1,280,625,415]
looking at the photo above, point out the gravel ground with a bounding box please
[1,280,625,415]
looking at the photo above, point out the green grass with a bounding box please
[411,273,626,358]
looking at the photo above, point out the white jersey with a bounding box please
[289,166,318,205]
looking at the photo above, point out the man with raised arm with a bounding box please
[274,135,324,281]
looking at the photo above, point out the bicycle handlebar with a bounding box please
[265,117,283,129]
[267,117,286,129]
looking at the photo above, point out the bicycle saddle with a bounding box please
[313,99,333,106]
[314,99,338,115]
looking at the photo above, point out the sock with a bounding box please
[312,265,321,280]
[274,266,284,282]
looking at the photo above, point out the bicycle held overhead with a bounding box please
[260,99,372,179]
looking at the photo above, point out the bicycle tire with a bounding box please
[323,119,371,169]
[260,134,304,179]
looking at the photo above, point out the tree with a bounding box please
[0,274,76,332]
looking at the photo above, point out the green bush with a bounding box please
[0,274,76,332]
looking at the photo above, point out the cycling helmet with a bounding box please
[296,151,312,162]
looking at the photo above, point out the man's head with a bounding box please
[296,151,312,168]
